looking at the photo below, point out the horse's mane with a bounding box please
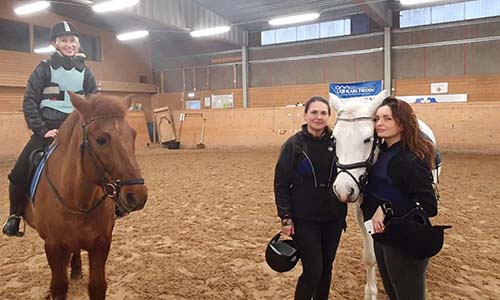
[56,94,129,144]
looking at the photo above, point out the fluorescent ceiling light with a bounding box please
[117,30,149,41]
[187,92,195,98]
[269,13,320,26]
[92,0,139,13]
[34,45,55,54]
[399,0,443,5]
[14,1,50,15]
[190,26,231,38]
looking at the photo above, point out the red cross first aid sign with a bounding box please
[431,82,448,94]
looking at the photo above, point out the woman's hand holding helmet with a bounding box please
[281,217,295,236]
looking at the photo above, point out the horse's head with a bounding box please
[68,93,148,213]
[329,90,387,203]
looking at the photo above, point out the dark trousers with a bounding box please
[293,218,343,300]
[8,134,50,189]
[374,240,429,300]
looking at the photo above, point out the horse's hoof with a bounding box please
[70,271,83,280]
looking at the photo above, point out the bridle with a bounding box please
[334,116,379,195]
[44,114,145,215]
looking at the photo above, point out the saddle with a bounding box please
[28,143,58,200]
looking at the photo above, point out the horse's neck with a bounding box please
[50,128,99,208]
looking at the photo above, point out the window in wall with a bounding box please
[432,2,465,24]
[465,0,500,19]
[34,25,51,50]
[261,30,275,45]
[260,18,351,46]
[320,19,350,38]
[0,18,30,52]
[275,27,297,43]
[297,23,320,41]
[80,34,102,61]
[400,7,431,28]
[400,0,500,28]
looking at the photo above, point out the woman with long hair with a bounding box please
[361,96,438,300]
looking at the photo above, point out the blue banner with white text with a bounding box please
[329,80,383,100]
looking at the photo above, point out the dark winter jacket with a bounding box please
[274,125,347,222]
[361,141,437,221]
[23,52,98,138]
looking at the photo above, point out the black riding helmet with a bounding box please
[50,21,79,42]
[265,232,300,272]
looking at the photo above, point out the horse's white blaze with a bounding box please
[332,119,374,202]
[330,91,386,203]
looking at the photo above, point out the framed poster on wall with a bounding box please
[211,94,233,109]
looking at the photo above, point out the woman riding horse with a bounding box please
[3,21,97,236]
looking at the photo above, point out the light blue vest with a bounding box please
[39,66,85,114]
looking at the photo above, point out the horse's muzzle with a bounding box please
[120,185,148,212]
[333,185,359,203]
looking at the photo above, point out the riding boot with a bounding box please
[294,281,313,300]
[2,183,27,237]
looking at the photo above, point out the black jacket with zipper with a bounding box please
[274,124,347,222]
[23,52,98,138]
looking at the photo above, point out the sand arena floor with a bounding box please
[0,149,499,299]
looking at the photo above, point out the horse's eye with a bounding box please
[363,137,372,144]
[96,136,107,146]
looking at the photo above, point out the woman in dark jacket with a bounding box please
[361,96,437,300]
[3,21,98,237]
[274,96,347,300]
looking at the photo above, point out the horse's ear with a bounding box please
[69,92,90,116]
[123,94,135,109]
[329,93,342,112]
[368,90,388,114]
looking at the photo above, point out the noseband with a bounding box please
[334,116,379,195]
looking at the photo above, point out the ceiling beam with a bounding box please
[352,0,392,28]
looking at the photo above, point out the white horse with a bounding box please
[329,91,440,300]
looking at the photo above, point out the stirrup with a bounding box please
[2,215,25,237]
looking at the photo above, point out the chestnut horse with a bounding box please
[22,93,148,300]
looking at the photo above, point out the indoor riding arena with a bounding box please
[1,0,499,299]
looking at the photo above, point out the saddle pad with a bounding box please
[29,142,58,201]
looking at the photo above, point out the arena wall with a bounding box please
[166,102,500,154]
[1,101,498,161]
[0,112,149,162]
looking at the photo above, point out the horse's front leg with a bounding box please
[88,239,111,300]
[70,250,83,280]
[356,202,378,300]
[45,240,71,300]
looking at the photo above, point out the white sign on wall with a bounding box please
[431,82,448,94]
[204,96,211,107]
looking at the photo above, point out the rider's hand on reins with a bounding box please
[44,129,59,138]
